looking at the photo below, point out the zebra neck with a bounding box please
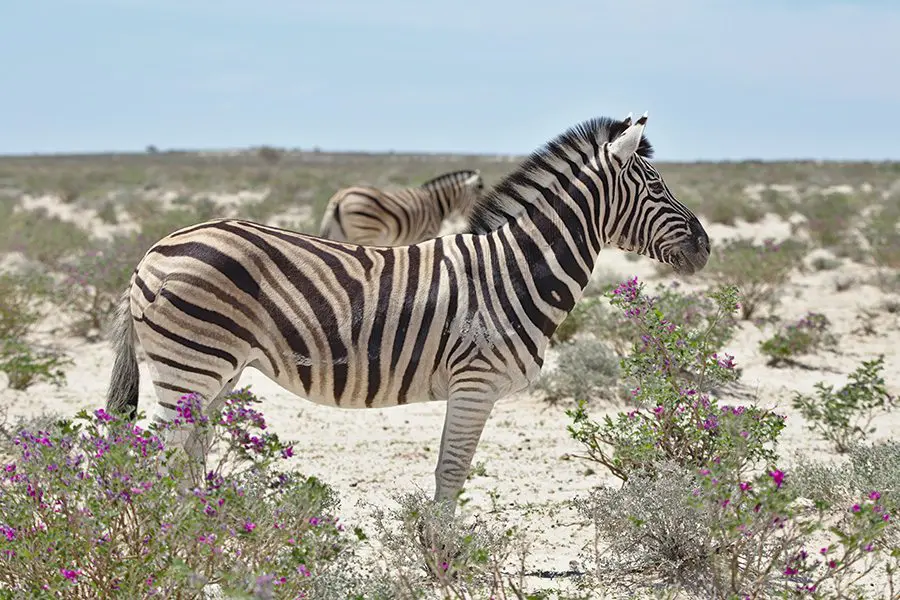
[502,207,602,337]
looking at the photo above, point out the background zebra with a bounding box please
[106,112,710,511]
[317,169,484,246]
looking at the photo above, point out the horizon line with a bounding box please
[0,145,897,165]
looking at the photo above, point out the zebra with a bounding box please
[317,169,485,246]
[105,112,710,512]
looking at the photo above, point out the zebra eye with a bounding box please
[648,181,664,195]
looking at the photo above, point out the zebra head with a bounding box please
[600,112,710,275]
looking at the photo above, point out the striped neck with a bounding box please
[497,170,608,338]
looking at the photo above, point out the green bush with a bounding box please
[792,356,896,453]
[800,191,862,250]
[759,312,838,367]
[0,338,70,391]
[704,237,807,320]
[0,273,50,341]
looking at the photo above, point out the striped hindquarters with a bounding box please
[317,170,483,246]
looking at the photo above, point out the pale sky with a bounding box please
[2,0,898,160]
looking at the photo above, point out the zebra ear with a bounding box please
[622,112,633,127]
[463,171,481,186]
[608,112,647,163]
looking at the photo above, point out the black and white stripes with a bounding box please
[106,113,710,509]
[318,169,484,246]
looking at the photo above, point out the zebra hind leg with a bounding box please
[150,371,242,482]
[182,371,244,471]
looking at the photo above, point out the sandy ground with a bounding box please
[2,193,900,596]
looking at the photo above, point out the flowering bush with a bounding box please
[705,237,807,320]
[0,388,351,598]
[792,356,896,453]
[566,278,784,481]
[759,312,838,367]
[579,460,896,597]
[58,234,153,336]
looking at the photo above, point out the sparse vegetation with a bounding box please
[1,150,899,598]
[759,312,838,367]
[792,356,896,453]
[704,237,808,320]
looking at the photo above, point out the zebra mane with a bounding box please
[419,169,480,190]
[467,116,653,234]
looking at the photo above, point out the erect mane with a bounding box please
[467,116,653,234]
[419,169,480,190]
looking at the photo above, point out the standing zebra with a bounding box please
[317,169,485,246]
[106,112,710,511]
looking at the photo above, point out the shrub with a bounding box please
[861,203,900,270]
[536,339,622,404]
[58,234,150,336]
[791,356,896,454]
[363,491,532,599]
[0,389,353,598]
[550,297,605,347]
[566,278,783,481]
[704,237,807,320]
[257,145,284,166]
[700,193,766,226]
[0,338,70,391]
[0,273,50,341]
[800,191,861,250]
[793,440,900,521]
[577,461,895,598]
[759,312,838,367]
[0,207,91,266]
[560,282,739,357]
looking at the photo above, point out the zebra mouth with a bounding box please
[671,240,710,276]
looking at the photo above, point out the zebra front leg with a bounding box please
[433,395,495,513]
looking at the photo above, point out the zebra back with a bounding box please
[318,169,485,246]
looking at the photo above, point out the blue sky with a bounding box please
[2,0,898,160]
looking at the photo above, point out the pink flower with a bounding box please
[243,521,256,533]
[739,482,752,492]
[60,568,81,581]
[851,504,861,513]
[769,469,785,489]
[869,490,881,501]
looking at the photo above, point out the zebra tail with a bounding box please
[318,196,346,240]
[105,290,140,420]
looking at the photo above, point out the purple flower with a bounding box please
[851,504,861,513]
[769,469,785,489]
[60,568,81,581]
[869,490,881,501]
[243,521,257,533]
[281,446,294,459]
[94,408,115,423]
